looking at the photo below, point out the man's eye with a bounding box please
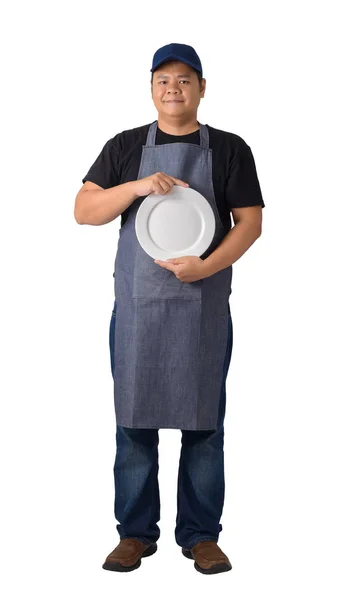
[158,80,189,84]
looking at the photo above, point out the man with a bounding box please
[74,43,265,575]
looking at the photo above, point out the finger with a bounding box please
[152,180,170,194]
[170,176,189,187]
[161,174,189,188]
[154,175,177,194]
[154,259,176,272]
[158,176,176,194]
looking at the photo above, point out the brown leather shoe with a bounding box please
[102,538,157,572]
[182,541,232,574]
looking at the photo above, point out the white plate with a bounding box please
[135,186,215,260]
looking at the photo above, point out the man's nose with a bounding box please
[167,85,181,94]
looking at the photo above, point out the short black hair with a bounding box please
[150,68,203,86]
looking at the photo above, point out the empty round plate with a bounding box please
[135,186,215,260]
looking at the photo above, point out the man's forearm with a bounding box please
[202,221,262,277]
[74,181,139,226]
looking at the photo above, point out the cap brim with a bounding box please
[151,55,201,75]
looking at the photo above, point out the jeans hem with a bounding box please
[181,536,218,551]
[120,535,157,546]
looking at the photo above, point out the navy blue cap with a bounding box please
[151,43,203,77]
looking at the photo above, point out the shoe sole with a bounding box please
[102,542,158,572]
[182,548,232,574]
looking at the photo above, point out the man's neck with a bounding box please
[157,114,200,136]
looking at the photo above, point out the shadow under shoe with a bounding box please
[102,538,158,572]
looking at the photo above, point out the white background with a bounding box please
[1,0,354,597]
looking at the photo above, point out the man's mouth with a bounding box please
[165,100,184,103]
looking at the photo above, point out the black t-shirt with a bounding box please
[82,121,265,232]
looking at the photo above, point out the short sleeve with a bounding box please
[226,143,265,209]
[82,138,119,189]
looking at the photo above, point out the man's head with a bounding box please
[150,43,206,120]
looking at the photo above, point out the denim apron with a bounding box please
[113,120,232,430]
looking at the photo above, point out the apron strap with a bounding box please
[147,120,209,149]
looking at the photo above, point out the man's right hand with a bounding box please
[133,172,189,197]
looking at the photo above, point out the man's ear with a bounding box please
[200,78,206,97]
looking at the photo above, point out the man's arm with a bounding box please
[202,206,262,277]
[74,180,140,226]
[74,172,189,226]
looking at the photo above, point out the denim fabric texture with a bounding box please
[109,299,233,549]
[112,121,232,430]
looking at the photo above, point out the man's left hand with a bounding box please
[154,256,207,283]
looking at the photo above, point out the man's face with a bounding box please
[151,60,206,117]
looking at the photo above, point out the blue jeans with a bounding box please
[109,299,233,550]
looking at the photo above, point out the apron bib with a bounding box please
[113,120,232,430]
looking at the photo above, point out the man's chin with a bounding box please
[162,104,187,113]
